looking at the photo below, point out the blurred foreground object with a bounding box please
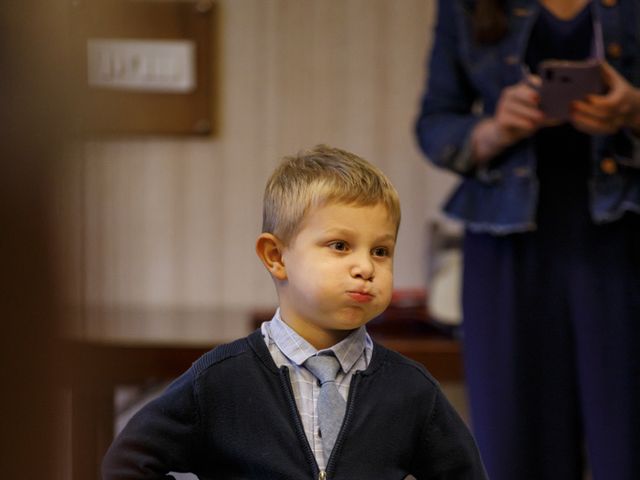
[0,1,73,477]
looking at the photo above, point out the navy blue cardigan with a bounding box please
[102,330,487,479]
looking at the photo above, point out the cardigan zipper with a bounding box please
[324,371,362,479]
[279,367,321,479]
[279,367,363,479]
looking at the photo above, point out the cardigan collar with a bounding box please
[247,327,388,378]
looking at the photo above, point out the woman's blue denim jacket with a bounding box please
[415,0,640,234]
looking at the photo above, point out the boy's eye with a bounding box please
[329,241,348,251]
[372,247,390,257]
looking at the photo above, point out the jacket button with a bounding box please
[504,55,519,65]
[512,7,532,16]
[600,157,618,174]
[601,0,617,6]
[513,167,531,178]
[607,42,623,59]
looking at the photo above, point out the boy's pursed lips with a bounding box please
[346,290,374,303]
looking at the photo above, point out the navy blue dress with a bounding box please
[462,4,640,480]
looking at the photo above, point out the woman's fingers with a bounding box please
[570,62,640,134]
[571,99,621,135]
[497,82,544,129]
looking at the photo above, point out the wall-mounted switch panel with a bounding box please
[87,39,197,93]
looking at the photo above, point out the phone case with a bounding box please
[538,59,606,122]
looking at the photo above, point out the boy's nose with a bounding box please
[350,255,374,280]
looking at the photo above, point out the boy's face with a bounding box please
[278,202,396,349]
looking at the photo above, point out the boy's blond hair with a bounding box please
[262,145,401,244]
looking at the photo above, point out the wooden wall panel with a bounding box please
[70,0,214,134]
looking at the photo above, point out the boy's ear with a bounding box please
[255,233,287,280]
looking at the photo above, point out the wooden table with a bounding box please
[62,305,462,480]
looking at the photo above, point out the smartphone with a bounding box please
[538,59,606,122]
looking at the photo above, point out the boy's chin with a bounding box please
[330,310,381,330]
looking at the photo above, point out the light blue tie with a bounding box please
[304,354,346,461]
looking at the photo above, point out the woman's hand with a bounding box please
[472,76,545,164]
[571,62,640,135]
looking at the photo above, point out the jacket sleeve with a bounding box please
[415,0,484,176]
[412,388,488,479]
[101,368,202,480]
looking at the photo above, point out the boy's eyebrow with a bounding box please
[376,233,397,244]
[323,228,396,243]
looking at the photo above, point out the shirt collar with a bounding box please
[270,309,370,374]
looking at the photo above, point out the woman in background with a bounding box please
[415,1,640,479]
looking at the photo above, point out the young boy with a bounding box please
[102,145,487,479]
